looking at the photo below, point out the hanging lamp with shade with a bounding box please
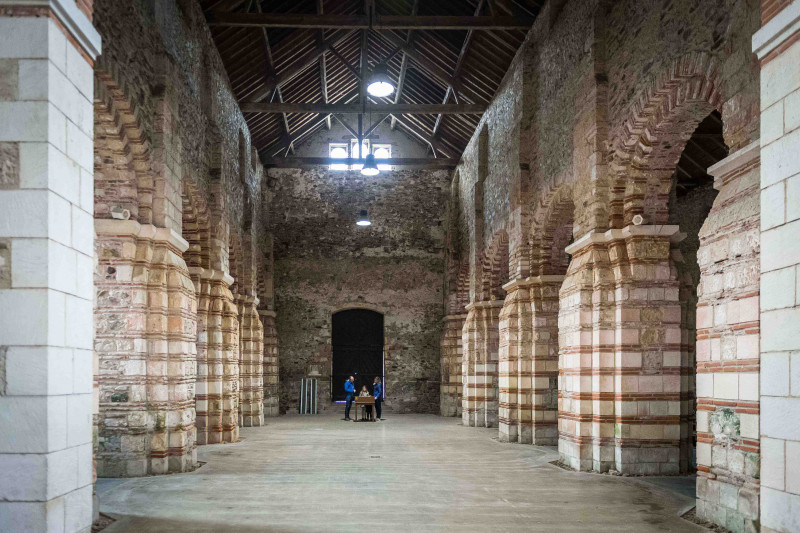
[361,153,379,176]
[366,63,395,98]
[356,209,372,226]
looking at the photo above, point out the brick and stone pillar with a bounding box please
[500,276,562,444]
[0,2,99,529]
[95,221,197,475]
[752,4,800,531]
[440,313,466,417]
[260,309,280,417]
[693,141,761,531]
[206,270,238,443]
[189,268,211,444]
[560,226,683,474]
[462,300,503,427]
[498,280,531,442]
[239,295,264,427]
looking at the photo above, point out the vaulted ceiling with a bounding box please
[199,0,542,165]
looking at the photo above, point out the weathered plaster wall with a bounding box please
[269,121,448,414]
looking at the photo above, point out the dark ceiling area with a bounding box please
[674,110,728,196]
[199,0,542,164]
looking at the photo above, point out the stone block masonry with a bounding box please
[695,142,761,532]
[0,1,100,531]
[754,2,800,531]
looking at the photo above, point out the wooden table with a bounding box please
[353,397,376,422]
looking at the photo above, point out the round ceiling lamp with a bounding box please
[366,64,395,98]
[361,153,380,176]
[356,209,372,226]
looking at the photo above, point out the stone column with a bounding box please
[260,309,280,417]
[0,3,99,529]
[188,268,211,445]
[440,313,466,417]
[206,271,238,443]
[498,281,531,442]
[560,226,683,474]
[145,226,197,473]
[558,238,609,471]
[694,141,761,530]
[462,301,503,427]
[95,220,197,475]
[501,276,563,445]
[239,296,264,427]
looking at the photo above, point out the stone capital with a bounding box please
[565,224,681,255]
[502,275,566,292]
[95,219,190,253]
[187,266,235,286]
[707,140,760,190]
[465,299,505,311]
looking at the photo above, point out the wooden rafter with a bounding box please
[390,0,419,131]
[262,157,458,169]
[433,0,485,142]
[206,13,535,31]
[255,1,292,155]
[247,30,355,103]
[317,0,330,130]
[240,102,487,114]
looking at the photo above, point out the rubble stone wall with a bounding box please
[269,121,448,414]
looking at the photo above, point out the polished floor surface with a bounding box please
[98,410,704,532]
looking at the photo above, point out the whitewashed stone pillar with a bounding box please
[754,5,800,531]
[0,2,100,530]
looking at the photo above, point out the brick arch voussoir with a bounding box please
[478,230,510,302]
[181,177,211,271]
[607,52,725,228]
[528,184,576,277]
[94,69,153,223]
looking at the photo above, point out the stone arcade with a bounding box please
[1,0,800,532]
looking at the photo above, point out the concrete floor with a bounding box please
[98,411,704,532]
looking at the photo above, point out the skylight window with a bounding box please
[328,140,392,171]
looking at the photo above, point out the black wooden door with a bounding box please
[331,309,384,401]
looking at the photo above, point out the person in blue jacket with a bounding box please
[344,375,355,420]
[373,376,383,421]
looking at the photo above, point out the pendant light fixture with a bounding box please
[356,209,372,226]
[361,153,379,176]
[366,63,394,98]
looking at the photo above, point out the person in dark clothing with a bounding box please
[344,376,355,420]
[373,376,383,420]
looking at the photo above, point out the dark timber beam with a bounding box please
[433,0,484,139]
[206,13,535,30]
[316,0,330,130]
[263,157,458,169]
[239,102,487,114]
[391,0,419,131]
[255,1,292,155]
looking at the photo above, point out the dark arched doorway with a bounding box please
[331,309,384,402]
